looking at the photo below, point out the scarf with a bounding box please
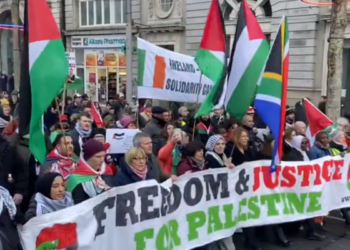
[189,157,206,170]
[75,123,91,138]
[130,165,148,180]
[206,151,227,167]
[171,145,182,175]
[315,141,331,150]
[0,186,16,220]
[67,158,113,198]
[47,149,76,180]
[35,192,73,216]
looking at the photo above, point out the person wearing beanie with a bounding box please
[25,173,73,223]
[119,116,136,129]
[90,127,106,143]
[67,139,113,204]
[143,106,169,155]
[285,108,295,128]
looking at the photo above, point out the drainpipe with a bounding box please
[61,0,66,49]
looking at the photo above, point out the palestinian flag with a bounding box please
[254,16,289,172]
[67,158,113,193]
[194,0,227,118]
[21,0,68,164]
[196,122,213,135]
[304,98,333,145]
[224,0,270,119]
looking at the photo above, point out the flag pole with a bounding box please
[192,73,203,141]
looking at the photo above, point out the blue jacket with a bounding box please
[307,145,332,160]
[113,157,155,187]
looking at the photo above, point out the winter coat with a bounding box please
[113,157,155,186]
[226,146,254,166]
[0,208,22,250]
[143,118,164,155]
[177,157,207,176]
[283,148,304,162]
[307,145,332,160]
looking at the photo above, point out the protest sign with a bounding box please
[137,38,214,103]
[106,128,140,154]
[19,155,350,250]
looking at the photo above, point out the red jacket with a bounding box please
[158,141,176,175]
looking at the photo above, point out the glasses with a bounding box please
[301,141,308,145]
[133,157,147,162]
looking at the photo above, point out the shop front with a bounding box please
[71,35,126,102]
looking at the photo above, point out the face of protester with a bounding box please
[51,176,65,200]
[243,115,254,128]
[318,133,329,146]
[2,105,10,116]
[167,124,175,137]
[107,120,116,128]
[182,133,190,145]
[88,151,106,170]
[93,134,105,144]
[180,108,189,118]
[238,131,249,147]
[75,97,82,104]
[163,112,170,122]
[57,136,74,157]
[300,138,309,151]
[214,139,225,154]
[218,128,227,141]
[131,153,147,171]
[127,122,136,129]
[194,149,204,161]
[67,99,72,105]
[287,113,295,121]
[79,115,92,131]
[83,107,92,116]
[214,109,223,117]
[201,115,209,121]
[82,100,89,106]
[139,137,152,155]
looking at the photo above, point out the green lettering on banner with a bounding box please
[261,194,280,216]
[307,192,322,212]
[223,204,236,229]
[187,211,206,241]
[280,193,291,215]
[134,228,154,250]
[156,220,181,250]
[286,193,307,214]
[207,206,223,234]
[247,196,260,219]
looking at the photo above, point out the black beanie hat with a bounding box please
[36,172,62,199]
[91,128,106,138]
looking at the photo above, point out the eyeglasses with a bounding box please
[133,157,147,162]
[301,141,308,145]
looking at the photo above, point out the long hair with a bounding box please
[233,127,248,150]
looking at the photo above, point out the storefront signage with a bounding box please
[71,35,126,48]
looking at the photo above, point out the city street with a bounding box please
[233,217,350,250]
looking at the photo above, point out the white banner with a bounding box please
[137,38,214,103]
[19,155,350,250]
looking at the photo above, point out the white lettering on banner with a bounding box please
[19,155,350,250]
[137,38,215,103]
[71,36,126,48]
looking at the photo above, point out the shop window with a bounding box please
[158,44,175,51]
[79,0,126,27]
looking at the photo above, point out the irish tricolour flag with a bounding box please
[224,0,270,119]
[28,0,68,163]
[194,0,227,118]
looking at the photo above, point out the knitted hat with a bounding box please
[120,116,135,128]
[82,139,106,161]
[286,108,294,116]
[152,106,167,115]
[91,127,106,138]
[205,134,224,152]
[247,106,255,115]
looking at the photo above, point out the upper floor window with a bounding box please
[79,0,127,27]
[161,0,173,12]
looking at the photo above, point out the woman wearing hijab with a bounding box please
[283,135,325,241]
[307,131,332,160]
[205,134,234,169]
[0,186,22,250]
[284,135,309,161]
[204,135,236,250]
[24,173,73,223]
[114,148,155,186]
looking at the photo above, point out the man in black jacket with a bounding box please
[0,135,27,205]
[65,93,82,117]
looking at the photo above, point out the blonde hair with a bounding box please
[173,128,187,137]
[125,147,147,165]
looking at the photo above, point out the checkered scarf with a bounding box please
[205,135,225,152]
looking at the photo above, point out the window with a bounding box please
[160,0,173,12]
[158,44,174,51]
[79,0,126,27]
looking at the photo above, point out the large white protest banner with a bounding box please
[19,155,350,250]
[137,38,214,103]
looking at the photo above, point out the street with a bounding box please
[233,217,350,250]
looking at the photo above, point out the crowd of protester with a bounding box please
[0,91,349,250]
